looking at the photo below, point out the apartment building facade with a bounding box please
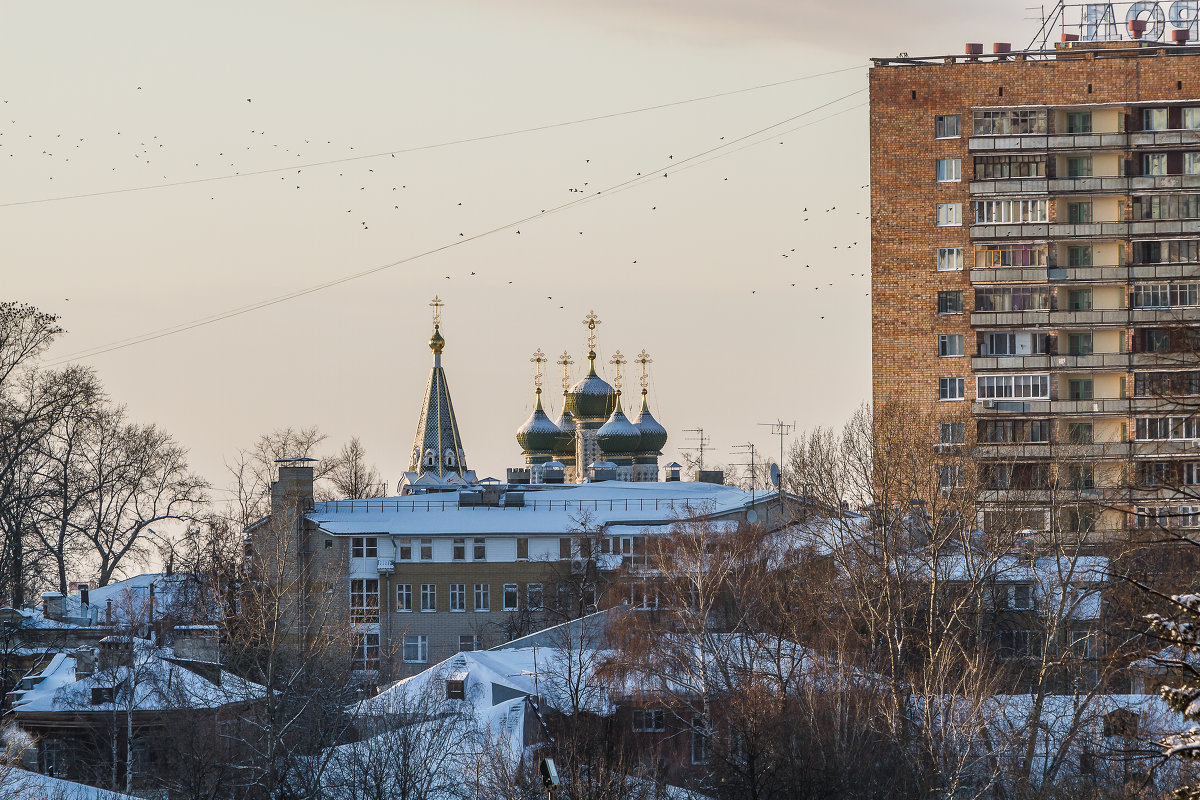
[870,37,1200,537]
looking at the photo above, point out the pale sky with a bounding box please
[3,0,1038,493]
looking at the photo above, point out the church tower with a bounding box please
[563,311,617,482]
[401,297,475,492]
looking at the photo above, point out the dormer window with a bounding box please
[423,449,436,468]
[446,677,466,700]
[444,449,456,467]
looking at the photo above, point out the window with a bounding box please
[938,465,962,489]
[559,538,572,559]
[1068,288,1093,311]
[503,584,519,611]
[974,154,1045,179]
[473,538,486,561]
[1132,282,1200,308]
[351,538,377,559]
[397,539,412,560]
[450,583,466,612]
[1065,156,1093,177]
[939,377,965,401]
[1066,464,1096,489]
[1068,379,1094,401]
[403,635,428,663]
[474,583,490,611]
[1139,461,1172,486]
[978,419,1052,444]
[324,539,332,550]
[516,538,529,560]
[632,709,666,732]
[421,583,437,612]
[458,634,477,652]
[527,583,543,610]
[937,247,963,271]
[91,686,116,705]
[1135,371,1200,397]
[974,286,1050,312]
[938,334,964,357]
[936,158,961,182]
[938,290,963,314]
[1144,153,1169,176]
[1136,240,1200,264]
[397,582,413,611]
[973,109,1047,136]
[976,243,1047,267]
[1066,201,1093,225]
[1184,108,1200,129]
[1187,153,1200,175]
[1010,584,1036,610]
[983,332,1017,356]
[353,633,380,671]
[1066,111,1092,133]
[1187,463,1200,485]
[453,539,466,560]
[1067,422,1094,444]
[976,374,1050,399]
[939,422,965,445]
[1068,246,1093,267]
[350,579,379,624]
[420,539,433,560]
[1068,332,1093,355]
[974,198,1048,224]
[691,718,711,765]
[1135,195,1200,220]
[935,114,960,139]
[1136,416,1200,440]
[997,629,1043,659]
[936,203,962,227]
[1144,107,1168,131]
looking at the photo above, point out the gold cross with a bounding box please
[609,350,627,392]
[635,349,652,391]
[429,296,444,328]
[530,348,547,391]
[557,351,574,392]
[582,310,601,351]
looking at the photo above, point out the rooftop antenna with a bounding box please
[682,428,711,472]
[730,442,760,520]
[757,419,796,499]
[1026,1,1066,51]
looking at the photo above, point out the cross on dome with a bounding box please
[557,351,574,393]
[582,310,601,352]
[635,349,653,392]
[430,295,444,329]
[530,348,547,392]
[609,350,627,393]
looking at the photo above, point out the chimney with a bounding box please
[41,592,64,621]
[79,586,90,614]
[74,647,97,680]
[1061,32,1079,42]
[173,625,220,663]
[98,636,134,671]
[1174,28,1191,44]
[271,459,316,514]
[1129,19,1148,39]
[105,598,113,626]
[965,42,983,57]
[992,42,1011,55]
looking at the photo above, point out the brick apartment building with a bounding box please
[870,28,1200,537]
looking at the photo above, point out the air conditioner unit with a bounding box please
[984,399,997,408]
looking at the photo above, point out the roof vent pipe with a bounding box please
[1129,19,1148,38]
[993,42,1011,54]
[965,42,983,56]
[1173,28,1191,44]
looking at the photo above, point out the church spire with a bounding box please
[409,297,468,480]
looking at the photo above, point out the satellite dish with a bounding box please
[746,509,759,524]
[770,463,781,488]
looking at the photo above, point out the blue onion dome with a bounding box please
[596,394,642,455]
[516,390,562,454]
[632,390,668,454]
[565,351,617,421]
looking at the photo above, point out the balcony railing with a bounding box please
[970,223,1050,239]
[972,355,1052,371]
[1130,263,1200,280]
[969,178,1049,195]
[1047,133,1130,150]
[968,135,1048,152]
[1130,175,1200,191]
[1129,307,1200,323]
[1048,177,1130,193]
[1130,130,1200,147]
[1046,309,1130,326]
[1047,222,1130,238]
[970,310,1052,327]
[970,267,1052,283]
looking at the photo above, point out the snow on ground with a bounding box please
[1,767,136,799]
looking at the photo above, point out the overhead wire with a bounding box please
[45,86,867,366]
[1,64,865,208]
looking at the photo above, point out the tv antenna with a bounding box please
[682,428,711,471]
[1027,1,1067,51]
[730,442,759,508]
[758,419,796,496]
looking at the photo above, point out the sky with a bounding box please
[2,0,1042,495]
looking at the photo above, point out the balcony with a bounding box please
[972,355,1052,371]
[972,353,1130,371]
[1047,309,1131,326]
[1130,351,1200,367]
[968,135,1048,152]
[971,311,1051,327]
[1133,440,1200,456]
[1130,175,1200,191]
[1129,307,1200,324]
[1047,266,1130,282]
[1048,177,1130,194]
[969,178,1049,196]
[1047,133,1130,150]
[970,223,1049,239]
[1129,220,1200,236]
[976,442,1130,459]
[1129,263,1200,281]
[1047,222,1130,238]
[970,267,1051,283]
[1047,353,1131,369]
[973,400,1049,415]
[1130,396,1200,413]
[1050,399,1130,415]
[1130,130,1200,148]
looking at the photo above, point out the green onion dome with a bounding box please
[565,351,617,422]
[632,390,668,454]
[554,398,576,457]
[516,390,562,455]
[596,394,642,455]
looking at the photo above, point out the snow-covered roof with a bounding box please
[310,480,759,536]
[9,639,264,715]
[1,768,138,799]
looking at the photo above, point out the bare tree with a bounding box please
[328,437,385,500]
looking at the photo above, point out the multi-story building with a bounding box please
[870,30,1200,537]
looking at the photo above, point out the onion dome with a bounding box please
[596,393,642,455]
[554,398,576,457]
[565,351,617,421]
[632,390,668,454]
[516,389,562,455]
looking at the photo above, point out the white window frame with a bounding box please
[450,583,466,612]
[473,538,487,561]
[973,198,1048,224]
[1186,152,1200,176]
[1144,107,1168,131]
[474,583,490,612]
[939,422,965,445]
[1144,152,1169,176]
[452,539,466,560]
[936,158,961,182]
[397,539,412,560]
[527,583,543,610]
[936,203,962,227]
[935,114,960,139]
[458,634,477,652]
[938,377,965,401]
[396,583,413,612]
[351,537,377,559]
[937,247,964,271]
[421,583,437,612]
[403,634,428,663]
[420,538,433,561]
[976,374,1051,400]
[938,334,964,357]
[350,579,379,624]
[503,583,519,612]
[632,708,666,732]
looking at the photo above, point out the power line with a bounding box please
[1,64,866,209]
[46,87,867,366]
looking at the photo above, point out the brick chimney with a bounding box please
[270,458,316,514]
[74,646,97,680]
[41,592,64,621]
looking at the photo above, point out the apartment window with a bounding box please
[474,583,490,611]
[351,538,377,559]
[420,539,433,560]
[397,539,412,560]
[1066,201,1093,225]
[1187,153,1200,175]
[1136,240,1200,264]
[1067,422,1094,444]
[977,374,1050,400]
[527,583,544,610]
[936,158,961,182]
[1140,461,1172,486]
[421,583,437,612]
[1065,156,1093,177]
[1066,464,1096,489]
[1144,107,1168,131]
[997,629,1043,659]
[1136,416,1200,440]
[516,538,529,560]
[1067,288,1093,311]
[975,286,1050,312]
[936,203,962,227]
[938,334,964,357]
[1068,379,1094,400]
[458,634,477,652]
[403,635,428,663]
[1133,282,1200,308]
[1186,463,1200,485]
[353,633,380,671]
[974,199,1048,225]
[450,583,466,612]
[939,377,965,401]
[1136,371,1200,397]
[1067,332,1093,356]
[1066,111,1092,133]
[691,719,711,765]
[1143,329,1171,353]
[452,539,466,560]
[939,422,965,445]
[1136,195,1200,220]
[938,465,962,489]
[503,584,519,611]
[632,709,666,732]
[1184,108,1200,129]
[974,154,1045,179]
[1067,246,1093,267]
[973,108,1047,136]
[1011,584,1036,610]
[1144,153,1169,176]
[935,114,960,139]
[983,332,1017,356]
[473,538,486,561]
[937,290,963,314]
[976,243,1046,267]
[978,419,1052,443]
[395,584,413,612]
[559,538,572,559]
[936,247,964,271]
[350,579,379,624]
